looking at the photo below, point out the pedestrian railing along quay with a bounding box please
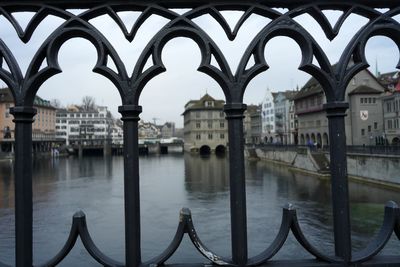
[2,0,400,266]
[254,144,400,156]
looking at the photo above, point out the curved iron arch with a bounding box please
[128,16,235,105]
[237,15,335,103]
[326,7,400,101]
[0,39,23,100]
[79,3,179,42]
[0,4,75,43]
[20,17,130,106]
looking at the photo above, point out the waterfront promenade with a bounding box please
[247,144,400,188]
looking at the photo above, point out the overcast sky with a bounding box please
[0,9,398,127]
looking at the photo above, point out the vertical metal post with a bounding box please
[324,102,352,262]
[119,105,142,267]
[10,106,36,267]
[224,103,248,266]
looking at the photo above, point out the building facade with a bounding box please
[160,122,176,138]
[182,94,228,154]
[138,121,160,139]
[294,68,385,146]
[273,91,298,145]
[111,121,123,145]
[243,105,261,144]
[378,71,399,92]
[260,88,275,143]
[56,105,113,146]
[0,88,56,153]
[382,90,400,145]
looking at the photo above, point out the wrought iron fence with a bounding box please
[1,0,400,266]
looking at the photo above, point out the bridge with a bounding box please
[68,138,184,156]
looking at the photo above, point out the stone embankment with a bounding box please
[247,146,400,188]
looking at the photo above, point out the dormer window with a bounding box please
[205,101,214,107]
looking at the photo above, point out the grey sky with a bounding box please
[0,9,398,127]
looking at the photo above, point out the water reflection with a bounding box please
[184,154,229,195]
[0,155,398,265]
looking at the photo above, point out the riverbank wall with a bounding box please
[247,146,400,188]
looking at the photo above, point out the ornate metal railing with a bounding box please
[1,0,400,266]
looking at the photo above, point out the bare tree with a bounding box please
[50,98,62,108]
[81,96,96,111]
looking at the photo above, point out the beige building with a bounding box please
[182,94,228,154]
[0,87,56,153]
[294,68,385,147]
[244,105,261,144]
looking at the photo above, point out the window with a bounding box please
[196,134,201,140]
[368,98,372,104]
[208,122,212,129]
[388,120,393,129]
[220,122,224,128]
[361,129,365,136]
[205,101,214,107]
[220,133,225,139]
[196,122,200,128]
[374,122,378,129]
[220,111,224,118]
[360,98,363,104]
[208,133,213,140]
[368,125,371,132]
[373,98,376,104]
[387,102,392,112]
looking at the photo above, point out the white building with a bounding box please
[56,105,113,145]
[138,121,160,139]
[274,91,298,144]
[111,122,123,145]
[261,88,275,143]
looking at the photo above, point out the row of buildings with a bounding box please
[0,88,178,154]
[1,67,399,154]
[182,68,400,153]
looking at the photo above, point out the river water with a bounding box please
[0,154,399,266]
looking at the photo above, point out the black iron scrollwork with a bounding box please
[1,1,400,266]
